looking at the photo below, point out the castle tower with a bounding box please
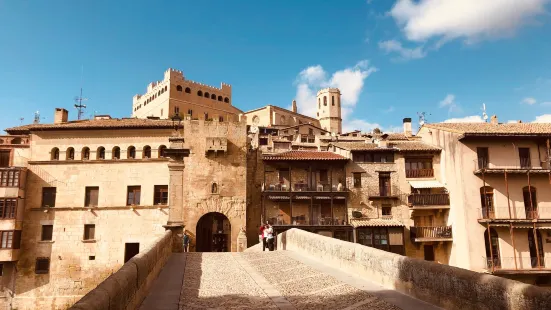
[316,88,342,134]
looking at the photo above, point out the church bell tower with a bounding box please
[316,88,342,134]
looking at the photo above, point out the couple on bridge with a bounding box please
[259,221,274,251]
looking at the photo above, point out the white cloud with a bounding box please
[533,114,551,123]
[295,61,379,131]
[438,94,461,114]
[389,0,549,44]
[378,40,426,60]
[522,97,537,105]
[541,101,551,106]
[342,119,382,133]
[507,120,519,123]
[443,115,484,123]
[383,106,395,113]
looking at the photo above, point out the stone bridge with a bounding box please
[71,229,551,310]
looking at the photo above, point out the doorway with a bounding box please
[423,245,435,261]
[124,243,139,263]
[196,212,231,252]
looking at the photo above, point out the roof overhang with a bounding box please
[408,180,445,189]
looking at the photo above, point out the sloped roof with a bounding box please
[263,150,348,161]
[5,118,175,134]
[331,141,440,152]
[423,123,551,137]
[393,141,441,152]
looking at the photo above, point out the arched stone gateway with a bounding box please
[196,212,231,252]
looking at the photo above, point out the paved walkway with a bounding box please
[140,251,441,310]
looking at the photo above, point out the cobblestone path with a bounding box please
[179,252,403,310]
[141,251,439,310]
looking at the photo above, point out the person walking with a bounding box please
[183,231,190,252]
[259,223,267,251]
[265,223,274,251]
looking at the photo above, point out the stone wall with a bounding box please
[69,230,173,310]
[277,228,551,310]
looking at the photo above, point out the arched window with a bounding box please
[97,147,105,160]
[224,97,229,103]
[127,146,136,159]
[528,230,544,267]
[112,147,120,160]
[82,147,90,160]
[280,116,286,125]
[523,186,538,219]
[211,183,218,194]
[197,90,203,96]
[185,87,191,93]
[218,96,223,101]
[158,145,167,158]
[143,145,151,159]
[165,86,167,91]
[158,91,161,96]
[51,148,60,160]
[204,92,210,98]
[176,85,183,92]
[323,96,327,106]
[66,147,75,160]
[11,138,22,144]
[332,96,335,106]
[484,228,501,269]
[211,94,216,99]
[480,186,494,219]
[0,139,4,144]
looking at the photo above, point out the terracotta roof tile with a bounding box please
[5,118,175,134]
[393,141,441,152]
[350,218,405,227]
[331,142,381,151]
[263,150,348,161]
[424,123,551,136]
[331,141,439,152]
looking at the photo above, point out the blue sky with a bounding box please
[1,0,550,133]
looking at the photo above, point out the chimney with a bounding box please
[403,117,412,136]
[54,108,68,124]
[490,115,498,124]
[292,100,297,113]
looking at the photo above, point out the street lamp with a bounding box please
[171,114,182,131]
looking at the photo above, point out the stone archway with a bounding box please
[196,212,231,252]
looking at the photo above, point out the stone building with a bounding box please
[417,117,551,285]
[1,108,248,309]
[132,68,242,122]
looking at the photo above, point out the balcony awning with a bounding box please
[408,180,444,189]
[350,219,404,228]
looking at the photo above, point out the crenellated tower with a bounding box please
[316,88,342,134]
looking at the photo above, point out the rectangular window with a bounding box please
[307,136,315,143]
[0,169,19,187]
[405,158,433,178]
[519,148,531,168]
[353,152,373,163]
[187,109,193,116]
[174,107,180,115]
[85,187,99,207]
[374,152,394,163]
[259,138,268,146]
[319,170,328,183]
[204,113,209,120]
[41,225,53,241]
[0,198,17,219]
[35,258,50,274]
[84,224,95,240]
[477,147,489,169]
[154,185,168,205]
[0,150,10,167]
[382,204,392,216]
[301,135,307,143]
[379,172,391,196]
[0,231,21,249]
[127,186,141,206]
[41,187,56,208]
[0,263,3,276]
[353,173,362,188]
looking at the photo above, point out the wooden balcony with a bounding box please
[406,169,434,178]
[408,193,449,207]
[411,226,452,242]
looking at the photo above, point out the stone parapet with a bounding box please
[276,228,551,310]
[70,230,173,310]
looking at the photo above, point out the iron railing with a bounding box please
[405,169,434,178]
[411,226,452,240]
[408,193,449,206]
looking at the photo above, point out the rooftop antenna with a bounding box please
[417,112,430,129]
[482,103,488,122]
[33,111,40,124]
[74,66,88,120]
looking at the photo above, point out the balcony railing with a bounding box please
[0,168,22,187]
[406,169,434,178]
[411,226,452,240]
[473,159,550,172]
[483,257,549,271]
[478,207,551,220]
[263,183,348,192]
[408,193,449,206]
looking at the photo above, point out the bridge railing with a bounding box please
[276,228,551,310]
[70,230,173,310]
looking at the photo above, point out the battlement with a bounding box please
[316,88,341,95]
